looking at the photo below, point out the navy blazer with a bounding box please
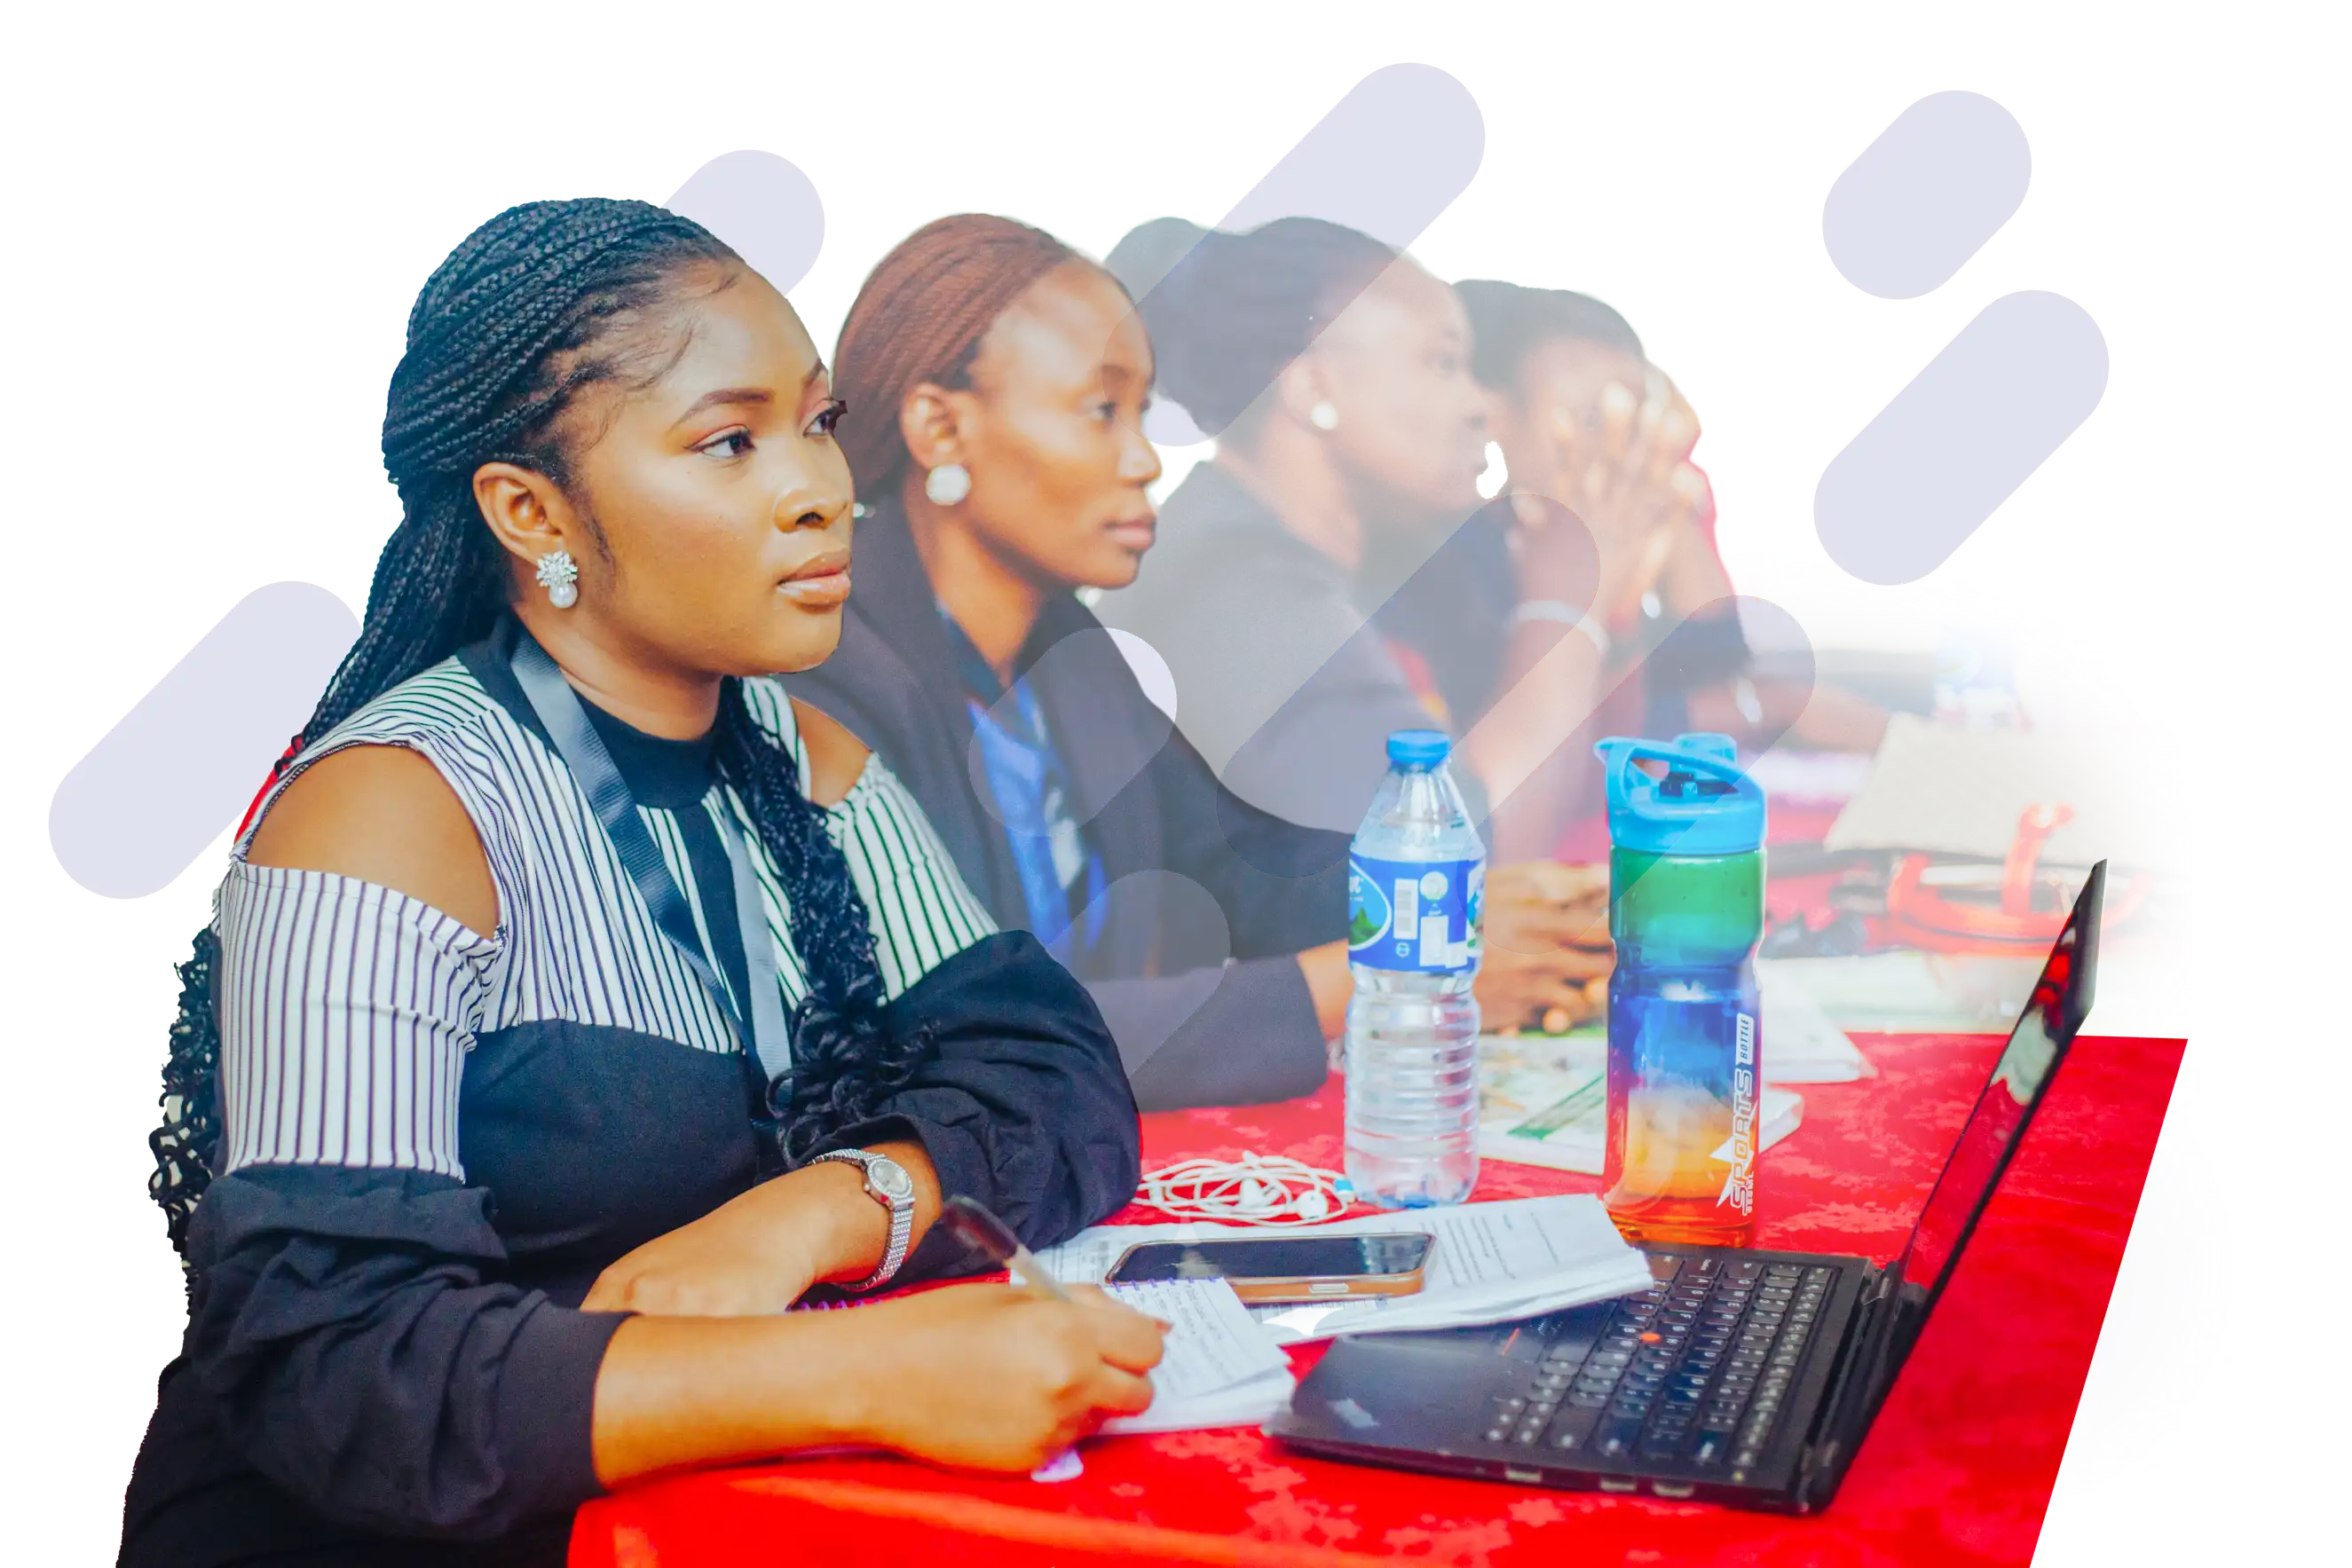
[786,499,1349,1109]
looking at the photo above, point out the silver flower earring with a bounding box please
[534,548,580,610]
[1308,401,1341,431]
[924,462,972,507]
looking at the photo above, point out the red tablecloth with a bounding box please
[572,1033,2182,1568]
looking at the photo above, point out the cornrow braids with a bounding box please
[148,197,910,1268]
[830,214,1081,494]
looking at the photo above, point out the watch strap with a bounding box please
[811,1149,914,1292]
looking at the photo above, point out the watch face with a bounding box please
[870,1159,915,1202]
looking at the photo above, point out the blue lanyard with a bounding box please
[943,613,1108,955]
[509,637,793,1100]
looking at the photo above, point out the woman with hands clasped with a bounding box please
[1091,221,1622,1038]
[1459,280,1886,803]
[122,199,1161,1568]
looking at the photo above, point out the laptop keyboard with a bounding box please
[1482,1253,1835,1471]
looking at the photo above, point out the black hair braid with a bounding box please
[712,682,929,1165]
[146,196,882,1266]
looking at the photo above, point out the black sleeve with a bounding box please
[816,931,1141,1274]
[183,1165,627,1542]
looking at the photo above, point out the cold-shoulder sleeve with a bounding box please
[188,863,625,1540]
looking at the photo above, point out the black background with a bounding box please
[55,58,2258,1561]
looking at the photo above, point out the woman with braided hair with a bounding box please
[121,198,1158,1567]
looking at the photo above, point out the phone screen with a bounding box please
[1107,1233,1433,1285]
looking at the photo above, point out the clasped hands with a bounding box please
[1510,374,1709,627]
[1475,861,1616,1035]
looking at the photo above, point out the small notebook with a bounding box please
[791,1276,1295,1436]
[1096,1278,1295,1435]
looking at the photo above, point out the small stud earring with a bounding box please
[1308,402,1340,432]
[924,462,972,507]
[535,549,580,610]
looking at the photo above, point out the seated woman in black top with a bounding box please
[790,215,1366,1110]
[122,199,1160,1568]
[1095,215,1627,1011]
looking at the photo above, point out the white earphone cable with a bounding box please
[1132,1152,1354,1226]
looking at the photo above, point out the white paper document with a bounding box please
[1035,1194,1653,1345]
[1754,964,1878,1083]
[1094,1279,1295,1435]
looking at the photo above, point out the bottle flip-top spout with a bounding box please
[1593,733,1767,856]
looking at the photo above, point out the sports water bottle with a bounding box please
[1344,729,1485,1209]
[1593,734,1767,1248]
[1929,592,2023,733]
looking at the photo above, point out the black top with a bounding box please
[119,634,1140,1568]
[1092,462,1492,833]
[786,496,1351,1111]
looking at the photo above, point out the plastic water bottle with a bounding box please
[1938,592,2013,733]
[1344,729,1485,1209]
[1592,733,1767,1248]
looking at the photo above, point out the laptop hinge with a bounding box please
[1796,1265,1894,1502]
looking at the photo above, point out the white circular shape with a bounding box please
[923,462,972,506]
[546,580,578,610]
[1105,628,1179,721]
[1420,870,1448,899]
[664,149,826,295]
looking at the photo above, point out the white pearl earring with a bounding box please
[535,549,580,610]
[1308,401,1340,431]
[924,462,972,507]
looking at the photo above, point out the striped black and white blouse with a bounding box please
[214,630,997,1182]
[122,616,1141,1565]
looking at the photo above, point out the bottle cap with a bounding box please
[1386,729,1452,769]
[1593,732,1766,855]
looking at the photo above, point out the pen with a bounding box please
[939,1194,1071,1302]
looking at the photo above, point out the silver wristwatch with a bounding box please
[810,1148,916,1292]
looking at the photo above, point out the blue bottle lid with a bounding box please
[1592,733,1766,855]
[1386,729,1452,769]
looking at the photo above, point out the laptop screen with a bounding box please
[1887,863,2104,1307]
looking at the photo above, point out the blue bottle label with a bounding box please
[1348,855,1483,973]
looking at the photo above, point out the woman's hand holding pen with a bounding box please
[835,1283,1167,1471]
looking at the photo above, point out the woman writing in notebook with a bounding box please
[122,199,1161,1568]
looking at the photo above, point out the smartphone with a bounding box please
[1104,1233,1435,1304]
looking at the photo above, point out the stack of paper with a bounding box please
[1478,1034,1806,1176]
[1754,963,1879,1083]
[1095,1279,1295,1435]
[1035,1194,1653,1345]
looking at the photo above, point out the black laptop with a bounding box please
[1265,861,2106,1513]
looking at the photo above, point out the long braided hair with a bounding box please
[830,213,1078,495]
[148,197,918,1260]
